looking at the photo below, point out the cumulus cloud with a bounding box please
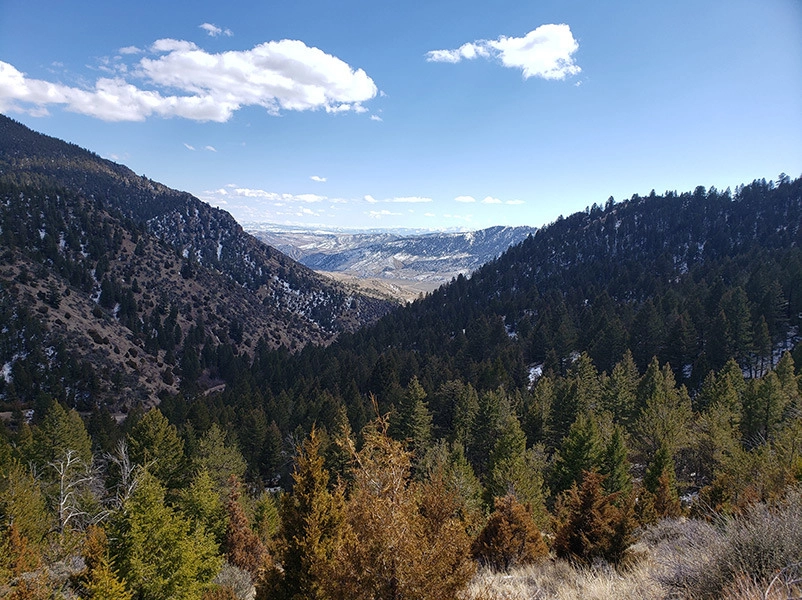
[370,114,383,122]
[482,196,502,204]
[0,36,377,122]
[310,175,327,182]
[200,23,233,37]
[119,46,142,55]
[426,24,580,80]
[455,195,476,203]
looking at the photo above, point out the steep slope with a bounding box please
[0,115,391,336]
[0,115,393,410]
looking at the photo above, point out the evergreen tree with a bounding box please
[0,460,50,547]
[601,425,631,497]
[109,472,221,600]
[76,525,132,600]
[259,427,346,600]
[633,359,692,458]
[127,408,186,491]
[327,419,474,600]
[177,469,227,546]
[643,445,681,518]
[523,374,554,445]
[224,476,266,577]
[190,424,247,492]
[550,412,604,495]
[390,376,433,463]
[25,400,92,469]
[553,471,634,565]
[602,350,639,427]
[471,494,548,571]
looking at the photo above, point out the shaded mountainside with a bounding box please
[247,224,537,284]
[0,115,392,410]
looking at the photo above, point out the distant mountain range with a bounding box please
[246,224,537,296]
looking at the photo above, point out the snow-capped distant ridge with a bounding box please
[247,224,537,283]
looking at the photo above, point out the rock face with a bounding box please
[247,225,538,284]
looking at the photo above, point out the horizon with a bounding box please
[1,0,800,231]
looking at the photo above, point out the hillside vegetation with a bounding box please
[1,115,801,599]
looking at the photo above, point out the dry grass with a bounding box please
[461,486,802,600]
[462,557,664,600]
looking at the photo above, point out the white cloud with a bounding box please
[389,196,432,203]
[370,114,383,122]
[204,145,217,152]
[310,175,327,182]
[482,196,502,204]
[184,143,196,150]
[368,209,402,219]
[426,24,580,80]
[200,23,233,37]
[364,195,379,204]
[0,36,377,122]
[119,46,142,55]
[455,195,476,203]
[505,199,525,205]
[426,42,490,64]
[226,188,326,203]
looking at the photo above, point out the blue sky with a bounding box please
[1,0,800,231]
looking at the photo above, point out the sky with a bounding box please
[1,0,800,231]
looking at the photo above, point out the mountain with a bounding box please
[229,177,802,426]
[246,224,537,284]
[0,114,393,411]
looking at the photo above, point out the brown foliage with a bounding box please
[224,476,267,576]
[553,471,635,565]
[471,493,549,572]
[325,419,475,600]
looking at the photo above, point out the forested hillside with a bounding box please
[0,115,392,410]
[2,174,801,599]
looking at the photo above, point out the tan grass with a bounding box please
[462,557,666,600]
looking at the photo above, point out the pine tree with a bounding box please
[550,412,604,495]
[601,425,631,497]
[258,427,346,600]
[177,469,227,545]
[524,374,554,445]
[327,419,474,600]
[76,525,132,600]
[633,360,692,458]
[190,424,247,492]
[108,471,221,600]
[25,400,92,469]
[390,376,433,463]
[127,408,186,491]
[602,350,639,426]
[643,445,681,518]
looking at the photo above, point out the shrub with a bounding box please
[471,493,549,571]
[553,471,635,566]
[651,486,802,599]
